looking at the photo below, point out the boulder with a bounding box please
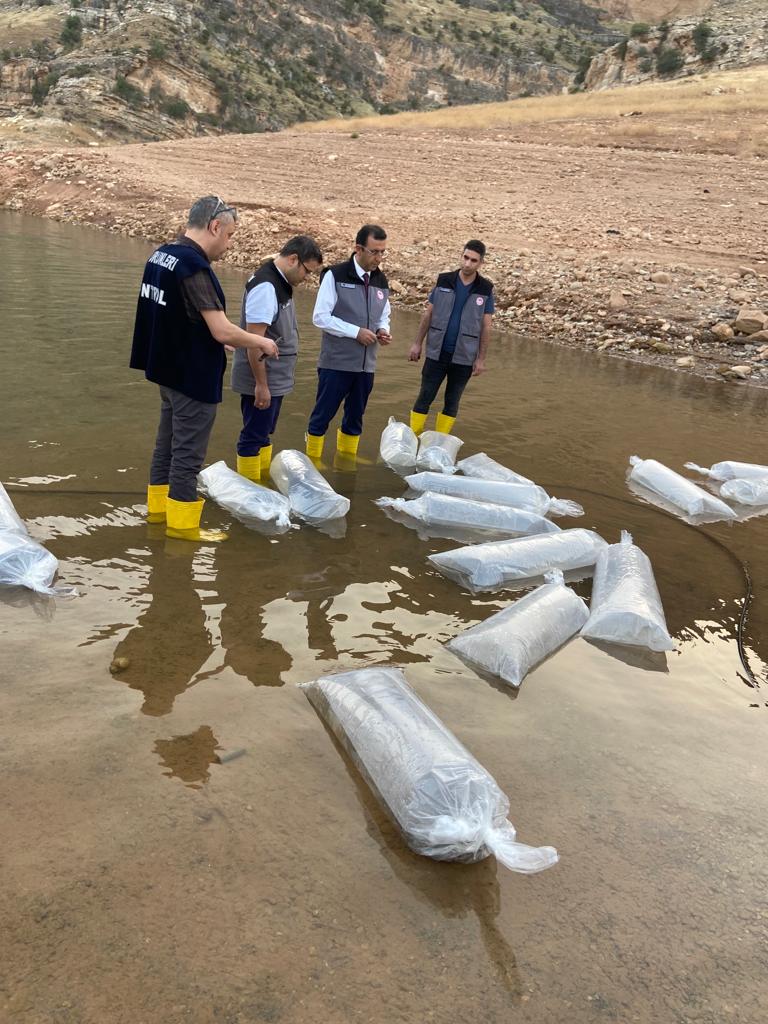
[711,322,734,341]
[732,307,768,335]
[608,290,627,311]
[741,329,768,344]
[676,356,695,368]
[650,271,671,284]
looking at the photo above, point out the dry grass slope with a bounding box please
[297,65,768,157]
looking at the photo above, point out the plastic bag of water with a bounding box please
[300,665,558,873]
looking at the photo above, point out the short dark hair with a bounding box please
[355,223,387,247]
[280,234,323,264]
[464,239,486,260]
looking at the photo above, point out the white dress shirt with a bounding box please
[244,264,289,326]
[312,257,391,338]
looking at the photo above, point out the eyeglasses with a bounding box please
[299,259,318,276]
[208,195,237,226]
[359,245,387,257]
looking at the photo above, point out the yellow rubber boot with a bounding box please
[260,444,273,474]
[336,429,360,456]
[166,497,227,542]
[409,410,428,437]
[147,483,169,523]
[305,433,325,459]
[435,412,456,435]
[236,453,261,482]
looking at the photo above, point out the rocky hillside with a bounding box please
[0,0,626,146]
[583,0,767,89]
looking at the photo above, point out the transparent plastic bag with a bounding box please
[198,460,292,529]
[456,452,534,486]
[0,482,75,596]
[720,477,768,507]
[685,460,768,483]
[375,491,562,536]
[415,431,464,474]
[581,531,674,652]
[379,417,419,468]
[628,456,736,521]
[270,449,350,523]
[447,570,588,687]
[404,472,583,517]
[300,666,558,873]
[429,527,606,590]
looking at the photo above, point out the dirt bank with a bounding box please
[2,124,767,386]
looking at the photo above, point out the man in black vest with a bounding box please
[408,240,494,435]
[305,224,391,460]
[130,195,278,541]
[232,235,323,481]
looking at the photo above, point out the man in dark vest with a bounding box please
[305,224,391,460]
[130,195,278,541]
[232,235,323,481]
[407,240,494,435]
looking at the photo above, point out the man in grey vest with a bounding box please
[305,224,391,460]
[232,235,323,480]
[408,240,494,435]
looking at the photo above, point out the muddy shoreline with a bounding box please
[2,126,767,388]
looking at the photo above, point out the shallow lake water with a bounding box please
[1,212,767,1024]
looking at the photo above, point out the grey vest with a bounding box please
[231,261,298,397]
[426,270,494,366]
[318,259,389,374]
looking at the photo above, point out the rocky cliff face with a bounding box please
[583,0,767,89]
[0,0,621,146]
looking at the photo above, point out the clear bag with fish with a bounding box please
[300,665,558,874]
[446,571,588,687]
[428,528,607,590]
[580,531,675,652]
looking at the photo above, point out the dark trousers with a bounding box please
[149,385,218,502]
[237,394,284,456]
[413,357,473,417]
[307,368,375,437]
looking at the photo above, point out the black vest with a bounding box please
[130,242,227,404]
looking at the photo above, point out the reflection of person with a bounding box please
[130,195,278,542]
[214,541,292,686]
[305,224,391,461]
[231,235,323,482]
[110,545,214,717]
[408,240,494,436]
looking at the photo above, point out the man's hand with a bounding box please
[472,358,486,377]
[376,328,392,346]
[251,336,279,359]
[357,327,378,346]
[408,343,423,362]
[254,383,271,410]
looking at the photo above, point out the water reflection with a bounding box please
[111,542,216,716]
[154,725,221,788]
[214,537,291,686]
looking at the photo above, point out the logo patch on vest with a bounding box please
[339,282,356,289]
[377,290,384,300]
[476,296,484,305]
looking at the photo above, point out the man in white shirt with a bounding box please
[231,235,323,480]
[305,224,391,460]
